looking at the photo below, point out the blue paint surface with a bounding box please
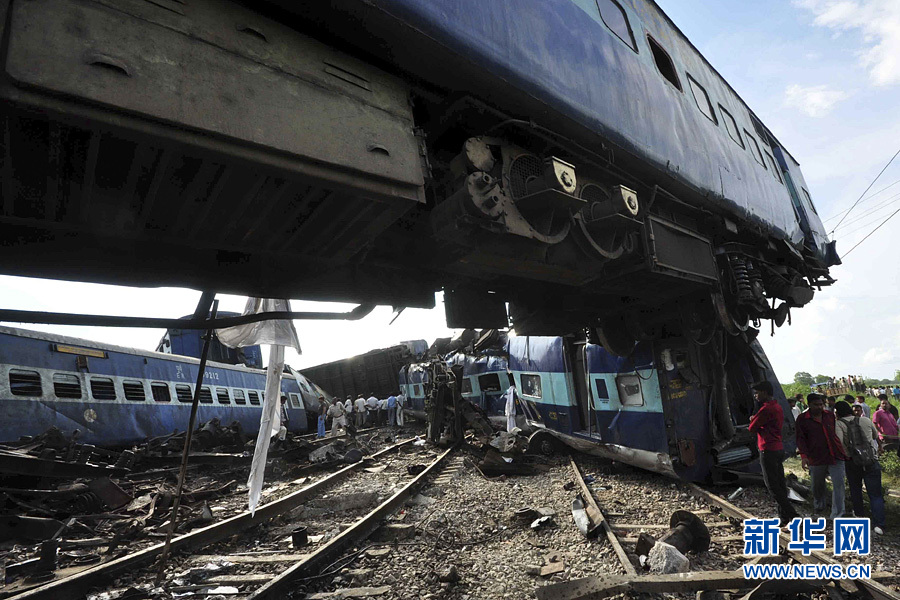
[371,0,828,261]
[0,327,311,445]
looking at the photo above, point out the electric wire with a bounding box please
[833,202,900,239]
[831,190,900,234]
[830,146,900,234]
[822,176,900,223]
[841,206,900,258]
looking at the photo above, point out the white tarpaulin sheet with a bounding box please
[216,298,300,515]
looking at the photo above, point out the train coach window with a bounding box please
[216,387,230,404]
[176,384,193,403]
[594,378,610,402]
[719,105,744,148]
[414,384,425,397]
[461,378,473,394]
[596,0,637,52]
[53,373,82,399]
[478,373,502,393]
[521,374,542,399]
[687,75,716,124]
[90,377,116,400]
[234,389,247,405]
[801,187,818,215]
[647,36,682,91]
[744,130,766,168]
[616,374,643,406]
[764,151,783,184]
[248,390,261,406]
[289,393,301,409]
[198,386,213,404]
[123,380,146,401]
[10,369,42,396]
[151,382,171,403]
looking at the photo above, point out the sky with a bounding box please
[0,0,899,383]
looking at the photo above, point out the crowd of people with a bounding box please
[315,391,406,438]
[750,383,900,537]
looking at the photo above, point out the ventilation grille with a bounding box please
[507,154,542,199]
[579,183,610,203]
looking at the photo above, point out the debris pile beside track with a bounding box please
[0,424,413,599]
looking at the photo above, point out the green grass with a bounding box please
[783,455,900,530]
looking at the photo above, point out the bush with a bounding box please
[882,450,900,478]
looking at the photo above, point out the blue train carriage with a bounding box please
[292,0,837,342]
[446,351,513,428]
[0,326,319,447]
[508,335,795,482]
[399,362,431,421]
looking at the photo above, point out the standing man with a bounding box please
[872,395,899,449]
[825,396,836,412]
[396,390,406,427]
[748,381,798,526]
[316,396,327,439]
[795,393,847,518]
[366,392,379,426]
[834,400,885,535]
[326,398,346,437]
[387,392,398,428]
[354,394,367,429]
[787,395,801,422]
[853,395,871,418]
[344,395,354,424]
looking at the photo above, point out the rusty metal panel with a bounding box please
[5,0,423,193]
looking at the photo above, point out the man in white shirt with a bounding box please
[344,395,353,416]
[366,393,379,426]
[378,397,388,426]
[354,395,368,428]
[326,400,346,438]
[851,395,870,419]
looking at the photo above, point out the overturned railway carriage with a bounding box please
[505,335,796,482]
[0,327,324,446]
[0,0,834,341]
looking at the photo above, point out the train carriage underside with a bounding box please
[0,0,837,350]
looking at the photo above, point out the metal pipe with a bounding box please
[0,303,376,329]
[154,299,218,585]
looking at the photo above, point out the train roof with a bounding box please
[0,325,301,378]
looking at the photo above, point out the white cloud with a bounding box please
[863,346,895,364]
[795,0,900,86]
[784,83,850,117]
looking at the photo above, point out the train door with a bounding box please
[570,340,592,435]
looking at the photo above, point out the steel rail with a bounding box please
[0,304,375,329]
[9,438,416,600]
[569,457,637,577]
[249,446,454,600]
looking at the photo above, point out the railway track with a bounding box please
[539,457,900,600]
[7,434,451,600]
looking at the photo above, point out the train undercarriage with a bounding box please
[0,0,835,352]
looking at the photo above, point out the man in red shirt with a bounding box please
[796,393,847,518]
[749,380,798,526]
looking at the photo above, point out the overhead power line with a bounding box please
[832,190,900,232]
[830,146,900,234]
[841,206,900,258]
[822,176,900,223]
